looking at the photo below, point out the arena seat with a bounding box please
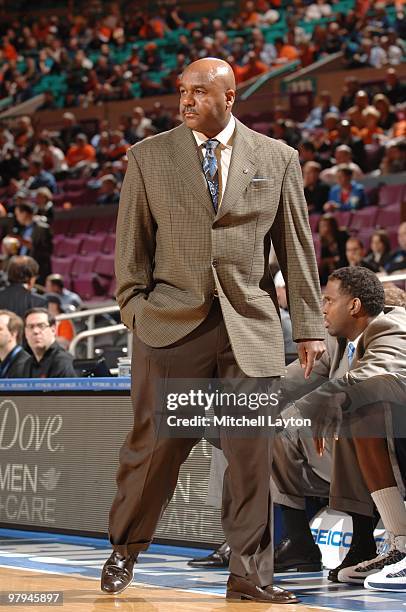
[378,184,406,208]
[349,207,378,230]
[376,204,401,228]
[51,256,73,277]
[54,236,83,258]
[71,255,95,276]
[102,233,116,254]
[80,233,107,255]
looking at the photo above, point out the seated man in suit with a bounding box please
[274,266,406,589]
[0,309,31,377]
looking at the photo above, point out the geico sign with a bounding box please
[0,400,63,452]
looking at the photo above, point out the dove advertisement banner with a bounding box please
[0,391,224,546]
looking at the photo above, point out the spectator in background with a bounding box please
[383,285,406,308]
[334,119,367,172]
[24,308,77,378]
[97,174,120,205]
[373,94,397,131]
[317,214,349,285]
[46,293,75,350]
[35,137,67,174]
[362,230,392,273]
[14,201,53,285]
[385,222,406,275]
[35,187,54,223]
[26,158,57,193]
[325,165,367,212]
[58,112,82,151]
[320,145,364,185]
[347,90,370,130]
[359,106,385,145]
[0,255,46,317]
[339,76,360,113]
[301,91,339,130]
[45,273,82,311]
[380,140,406,175]
[235,51,269,83]
[382,68,406,106]
[303,161,330,214]
[0,309,31,378]
[345,237,367,268]
[305,0,332,21]
[273,36,299,66]
[66,133,96,169]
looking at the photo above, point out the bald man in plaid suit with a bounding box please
[101,58,325,603]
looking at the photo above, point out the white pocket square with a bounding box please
[251,177,271,182]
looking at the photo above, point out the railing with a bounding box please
[68,323,131,359]
[56,304,120,358]
[380,273,406,289]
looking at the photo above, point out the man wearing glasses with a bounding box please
[24,308,77,378]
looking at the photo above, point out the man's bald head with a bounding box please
[181,58,236,91]
[179,58,236,138]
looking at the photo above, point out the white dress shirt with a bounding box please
[192,114,236,205]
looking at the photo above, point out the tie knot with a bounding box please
[203,139,219,152]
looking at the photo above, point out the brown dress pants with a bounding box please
[108,299,277,587]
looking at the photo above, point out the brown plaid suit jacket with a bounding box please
[115,118,325,376]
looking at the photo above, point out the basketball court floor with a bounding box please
[0,528,404,611]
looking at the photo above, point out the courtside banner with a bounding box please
[0,384,224,546]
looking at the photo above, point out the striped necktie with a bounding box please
[202,139,220,212]
[347,341,355,365]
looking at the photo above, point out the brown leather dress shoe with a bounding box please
[226,574,299,603]
[101,551,137,594]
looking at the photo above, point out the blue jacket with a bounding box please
[328,181,367,211]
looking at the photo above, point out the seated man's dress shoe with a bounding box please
[275,537,322,572]
[187,541,230,568]
[226,574,298,603]
[101,551,137,594]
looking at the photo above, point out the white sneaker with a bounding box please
[337,533,406,584]
[365,536,406,592]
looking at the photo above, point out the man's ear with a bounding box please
[225,89,235,109]
[351,297,362,315]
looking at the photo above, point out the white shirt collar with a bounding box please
[192,114,235,149]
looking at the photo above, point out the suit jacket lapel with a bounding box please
[216,119,258,221]
[171,123,215,216]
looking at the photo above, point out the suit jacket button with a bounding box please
[213,288,218,297]
[212,259,218,267]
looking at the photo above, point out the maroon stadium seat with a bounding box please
[349,207,378,230]
[72,274,99,301]
[51,256,73,277]
[54,236,83,257]
[102,233,116,253]
[80,233,107,255]
[378,184,405,207]
[376,204,401,228]
[71,255,95,276]
[333,211,352,228]
[93,253,115,278]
